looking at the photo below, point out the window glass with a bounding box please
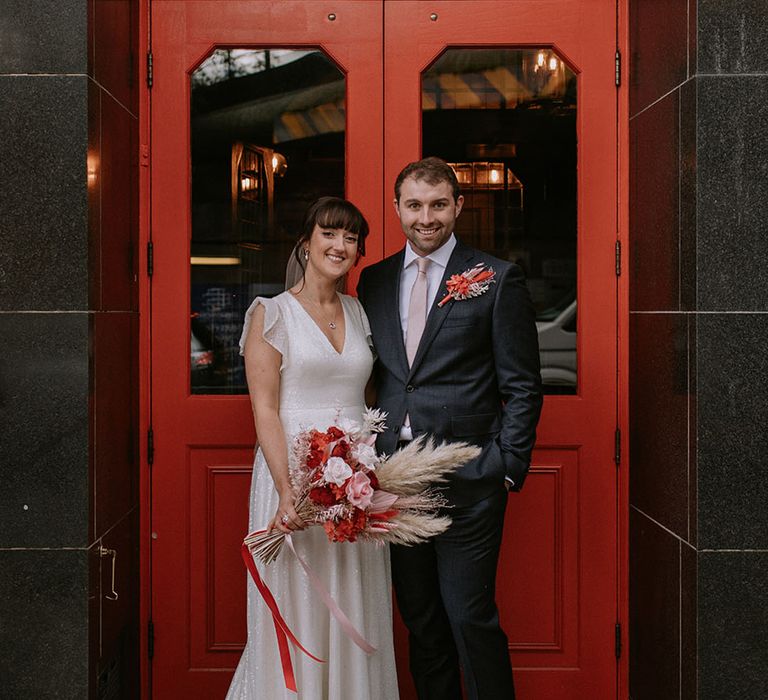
[190,49,345,394]
[423,48,577,393]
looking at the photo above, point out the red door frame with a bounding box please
[136,1,631,697]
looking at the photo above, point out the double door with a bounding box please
[150,2,623,698]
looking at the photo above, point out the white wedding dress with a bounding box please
[226,292,399,700]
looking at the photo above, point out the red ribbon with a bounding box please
[240,539,324,693]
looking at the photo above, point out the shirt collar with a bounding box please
[403,234,457,270]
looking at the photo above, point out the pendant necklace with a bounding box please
[297,292,339,330]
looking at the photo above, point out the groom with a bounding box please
[357,157,542,699]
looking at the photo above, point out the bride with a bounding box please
[226,198,399,699]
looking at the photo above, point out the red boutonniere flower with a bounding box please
[437,263,496,307]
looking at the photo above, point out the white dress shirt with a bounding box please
[398,235,457,440]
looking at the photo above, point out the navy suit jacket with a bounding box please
[357,240,543,507]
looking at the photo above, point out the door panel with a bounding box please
[384,2,617,698]
[151,3,383,696]
[151,2,618,698]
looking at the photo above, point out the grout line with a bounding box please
[631,505,690,545]
[629,77,693,121]
[0,72,88,77]
[679,539,682,700]
[89,75,139,120]
[629,310,768,315]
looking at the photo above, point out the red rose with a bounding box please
[331,440,349,458]
[306,449,323,468]
[309,486,339,506]
[327,426,344,440]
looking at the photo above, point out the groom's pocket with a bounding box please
[451,413,501,438]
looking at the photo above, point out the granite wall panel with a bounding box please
[629,509,680,700]
[0,75,89,311]
[696,76,768,311]
[698,552,768,699]
[0,313,90,548]
[698,0,768,75]
[630,92,680,311]
[696,313,768,549]
[0,549,89,698]
[630,313,690,539]
[630,0,688,116]
[0,0,87,75]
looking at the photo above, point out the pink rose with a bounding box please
[345,471,374,509]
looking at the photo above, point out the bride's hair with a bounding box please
[291,197,370,280]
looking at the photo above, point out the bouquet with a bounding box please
[244,408,480,564]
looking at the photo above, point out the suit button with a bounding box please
[406,384,415,393]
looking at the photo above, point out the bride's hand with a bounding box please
[268,492,305,534]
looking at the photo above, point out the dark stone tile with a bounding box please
[697,314,768,549]
[679,78,697,311]
[89,540,101,700]
[630,91,680,311]
[94,0,137,114]
[98,510,140,698]
[629,509,680,700]
[0,549,89,698]
[0,313,89,548]
[630,313,689,538]
[687,314,697,547]
[697,76,768,311]
[699,552,768,699]
[100,93,138,312]
[680,543,697,700]
[93,312,138,539]
[88,79,102,310]
[630,0,688,116]
[0,76,89,311]
[688,0,697,78]
[0,0,87,74]
[698,0,768,75]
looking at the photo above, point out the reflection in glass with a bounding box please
[190,49,345,394]
[422,48,577,393]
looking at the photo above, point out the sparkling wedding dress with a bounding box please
[226,292,399,700]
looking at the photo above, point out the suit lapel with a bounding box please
[378,250,409,378]
[407,241,476,379]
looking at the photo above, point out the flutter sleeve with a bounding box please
[238,296,288,357]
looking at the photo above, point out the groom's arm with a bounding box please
[491,263,543,491]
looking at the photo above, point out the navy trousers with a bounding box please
[390,488,514,700]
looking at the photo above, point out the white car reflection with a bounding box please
[536,300,576,387]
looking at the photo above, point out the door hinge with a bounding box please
[146,50,154,88]
[614,427,621,466]
[147,241,154,278]
[147,427,155,466]
[615,50,621,87]
[615,622,622,659]
[148,620,155,659]
[615,240,621,276]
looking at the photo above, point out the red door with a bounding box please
[150,2,621,698]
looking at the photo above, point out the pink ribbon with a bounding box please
[242,532,377,693]
[285,535,376,655]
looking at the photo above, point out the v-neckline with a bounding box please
[287,291,347,356]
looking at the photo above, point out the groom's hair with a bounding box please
[394,157,461,202]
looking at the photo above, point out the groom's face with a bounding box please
[394,176,464,257]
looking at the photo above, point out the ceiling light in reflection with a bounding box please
[190,256,241,266]
[549,56,559,71]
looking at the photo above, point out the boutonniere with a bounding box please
[437,263,496,307]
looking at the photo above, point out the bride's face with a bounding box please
[305,224,360,281]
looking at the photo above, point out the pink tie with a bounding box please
[406,257,430,366]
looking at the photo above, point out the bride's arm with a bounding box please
[243,304,304,534]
